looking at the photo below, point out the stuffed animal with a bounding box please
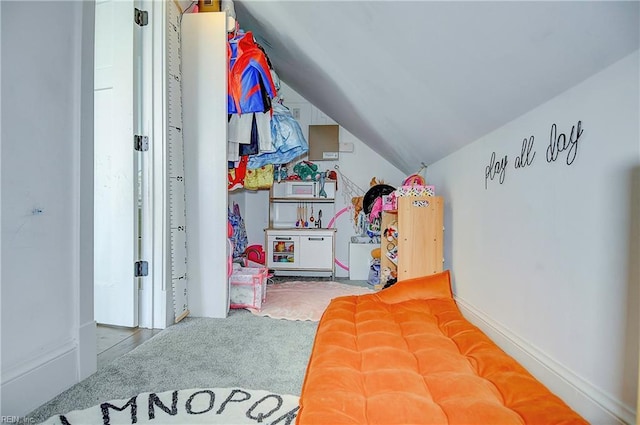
[351,196,363,223]
[318,171,327,197]
[383,222,398,241]
[369,197,384,221]
[381,267,398,289]
[293,161,318,181]
[402,173,425,187]
[327,170,337,182]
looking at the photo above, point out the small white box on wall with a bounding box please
[339,142,354,152]
[308,125,339,161]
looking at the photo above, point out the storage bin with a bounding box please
[229,267,268,310]
[395,184,435,197]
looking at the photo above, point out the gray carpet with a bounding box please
[28,310,319,424]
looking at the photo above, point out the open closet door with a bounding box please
[94,0,138,327]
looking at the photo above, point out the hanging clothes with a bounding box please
[227,31,277,115]
[228,113,253,145]
[228,112,273,155]
[228,155,248,191]
[244,164,274,190]
[240,114,259,156]
[228,202,248,259]
[247,100,309,168]
[254,111,274,152]
[228,139,240,162]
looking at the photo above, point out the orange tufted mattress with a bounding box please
[297,270,587,424]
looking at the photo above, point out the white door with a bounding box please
[94,0,138,327]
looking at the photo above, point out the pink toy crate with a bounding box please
[229,267,268,310]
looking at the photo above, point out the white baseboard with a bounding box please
[1,340,78,418]
[456,296,635,425]
[77,320,97,380]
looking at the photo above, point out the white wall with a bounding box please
[182,12,229,318]
[237,82,406,278]
[428,51,640,424]
[1,1,96,416]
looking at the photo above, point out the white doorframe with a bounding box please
[137,0,156,329]
[140,0,173,330]
[134,0,176,330]
[149,0,171,329]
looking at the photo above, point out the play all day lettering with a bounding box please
[484,120,583,189]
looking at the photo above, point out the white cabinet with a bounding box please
[266,229,336,276]
[299,233,334,269]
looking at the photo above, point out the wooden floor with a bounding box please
[96,325,160,369]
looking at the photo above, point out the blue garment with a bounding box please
[228,203,248,259]
[239,114,259,156]
[247,102,308,168]
[228,31,276,114]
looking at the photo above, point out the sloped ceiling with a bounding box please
[233,1,639,174]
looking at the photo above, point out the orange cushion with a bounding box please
[297,270,587,425]
[374,270,453,304]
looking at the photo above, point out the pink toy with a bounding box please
[369,197,383,221]
[402,173,425,186]
[227,239,234,278]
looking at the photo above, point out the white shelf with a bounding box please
[268,180,337,229]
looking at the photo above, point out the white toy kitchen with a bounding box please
[265,180,337,277]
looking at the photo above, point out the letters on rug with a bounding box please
[42,387,299,425]
[248,281,373,321]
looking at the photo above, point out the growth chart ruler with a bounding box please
[167,1,189,323]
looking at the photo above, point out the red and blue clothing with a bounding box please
[228,31,277,114]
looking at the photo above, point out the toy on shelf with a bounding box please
[363,179,395,222]
[244,244,265,265]
[396,164,435,197]
[293,160,318,181]
[383,221,398,241]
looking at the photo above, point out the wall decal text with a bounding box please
[484,120,583,189]
[546,121,583,166]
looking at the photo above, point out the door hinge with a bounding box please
[134,135,149,151]
[134,8,149,26]
[134,261,149,277]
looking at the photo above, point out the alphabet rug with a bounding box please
[247,281,374,321]
[42,387,299,425]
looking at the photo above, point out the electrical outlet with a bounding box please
[292,108,301,119]
[339,142,354,152]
